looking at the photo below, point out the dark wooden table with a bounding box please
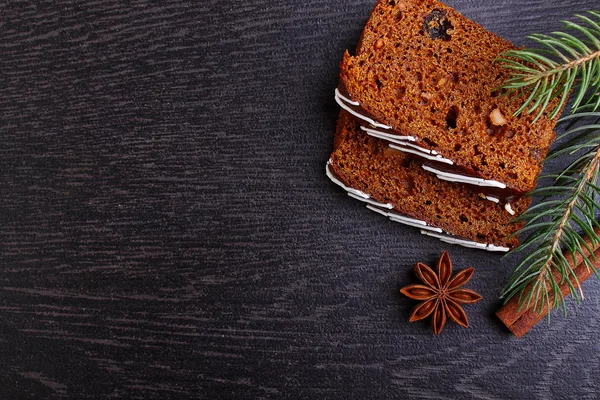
[2,0,600,398]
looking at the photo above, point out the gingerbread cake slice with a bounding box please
[328,110,530,251]
[336,0,561,206]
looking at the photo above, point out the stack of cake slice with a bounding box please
[327,0,562,251]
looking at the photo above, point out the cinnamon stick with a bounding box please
[496,228,600,338]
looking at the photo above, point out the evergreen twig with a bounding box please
[499,11,600,317]
[497,11,600,122]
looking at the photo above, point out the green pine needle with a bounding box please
[496,11,600,123]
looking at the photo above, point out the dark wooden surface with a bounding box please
[2,0,600,398]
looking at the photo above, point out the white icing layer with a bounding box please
[335,89,360,106]
[420,230,510,252]
[360,126,454,165]
[422,165,507,189]
[389,144,454,165]
[366,205,443,233]
[486,244,512,252]
[326,160,369,199]
[347,192,393,209]
[505,203,515,216]
[359,126,417,142]
[485,195,500,203]
[367,204,392,217]
[334,89,392,129]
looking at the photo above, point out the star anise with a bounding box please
[400,250,482,335]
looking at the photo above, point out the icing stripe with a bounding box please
[347,192,393,209]
[326,160,370,199]
[359,126,417,142]
[366,205,443,233]
[387,212,427,226]
[486,244,512,252]
[367,204,391,217]
[389,144,454,165]
[334,89,392,129]
[420,230,510,252]
[485,195,500,203]
[360,127,454,165]
[335,90,360,106]
[378,135,430,153]
[389,217,444,232]
[505,203,516,215]
[422,165,507,189]
[391,217,443,232]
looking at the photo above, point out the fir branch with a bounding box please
[496,11,600,122]
[499,11,600,319]
[501,112,600,315]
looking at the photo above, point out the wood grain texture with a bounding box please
[1,0,599,398]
